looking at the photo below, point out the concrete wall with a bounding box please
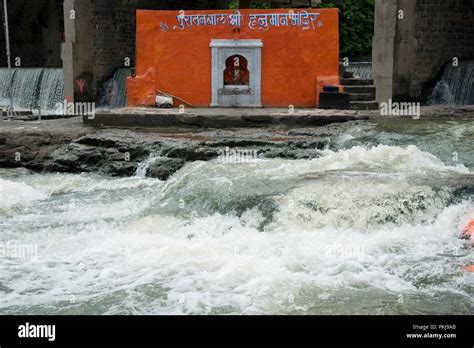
[412,0,474,100]
[0,0,62,68]
[373,0,474,103]
[92,0,225,94]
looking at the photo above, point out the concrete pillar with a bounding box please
[372,0,397,103]
[42,0,62,67]
[62,0,74,103]
[373,0,417,103]
[393,0,416,101]
[61,0,94,103]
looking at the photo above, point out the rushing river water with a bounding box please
[0,118,473,315]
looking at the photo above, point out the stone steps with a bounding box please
[324,66,379,109]
[342,70,354,79]
[349,93,376,102]
[343,85,376,94]
[340,78,374,85]
[339,65,378,111]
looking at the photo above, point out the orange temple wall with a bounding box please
[127,9,340,108]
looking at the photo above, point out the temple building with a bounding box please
[127,9,339,108]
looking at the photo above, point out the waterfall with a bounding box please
[346,62,373,80]
[428,59,474,105]
[100,68,132,108]
[0,68,13,106]
[0,68,64,111]
[39,69,65,110]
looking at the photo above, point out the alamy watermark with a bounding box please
[217,147,259,163]
[0,242,38,260]
[324,243,365,259]
[55,99,96,119]
[18,322,55,342]
[380,99,420,119]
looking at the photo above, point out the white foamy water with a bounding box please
[346,62,373,80]
[0,178,48,211]
[0,143,472,315]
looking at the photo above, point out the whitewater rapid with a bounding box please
[0,141,472,315]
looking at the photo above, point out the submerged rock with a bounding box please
[45,137,149,176]
[146,158,186,180]
[101,161,139,177]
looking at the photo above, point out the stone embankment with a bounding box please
[1,106,472,179]
[0,117,341,179]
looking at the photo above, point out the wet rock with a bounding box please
[0,118,368,177]
[101,161,139,177]
[163,143,220,161]
[0,129,90,170]
[261,148,321,160]
[46,141,148,176]
[45,143,105,173]
[277,140,328,150]
[76,130,151,158]
[288,121,368,137]
[146,158,186,180]
[205,139,277,147]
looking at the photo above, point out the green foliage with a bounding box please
[316,0,375,59]
[228,0,374,59]
[229,0,271,9]
[252,1,271,9]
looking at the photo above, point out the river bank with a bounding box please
[0,116,344,179]
[0,113,472,314]
[1,106,473,179]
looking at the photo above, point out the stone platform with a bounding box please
[84,107,372,128]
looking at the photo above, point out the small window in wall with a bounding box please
[224,55,249,86]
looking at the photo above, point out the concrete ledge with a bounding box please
[84,108,370,128]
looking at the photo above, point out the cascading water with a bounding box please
[38,69,65,110]
[346,62,373,79]
[0,69,14,105]
[0,68,64,111]
[135,154,164,178]
[429,59,474,105]
[0,118,472,315]
[100,68,132,108]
